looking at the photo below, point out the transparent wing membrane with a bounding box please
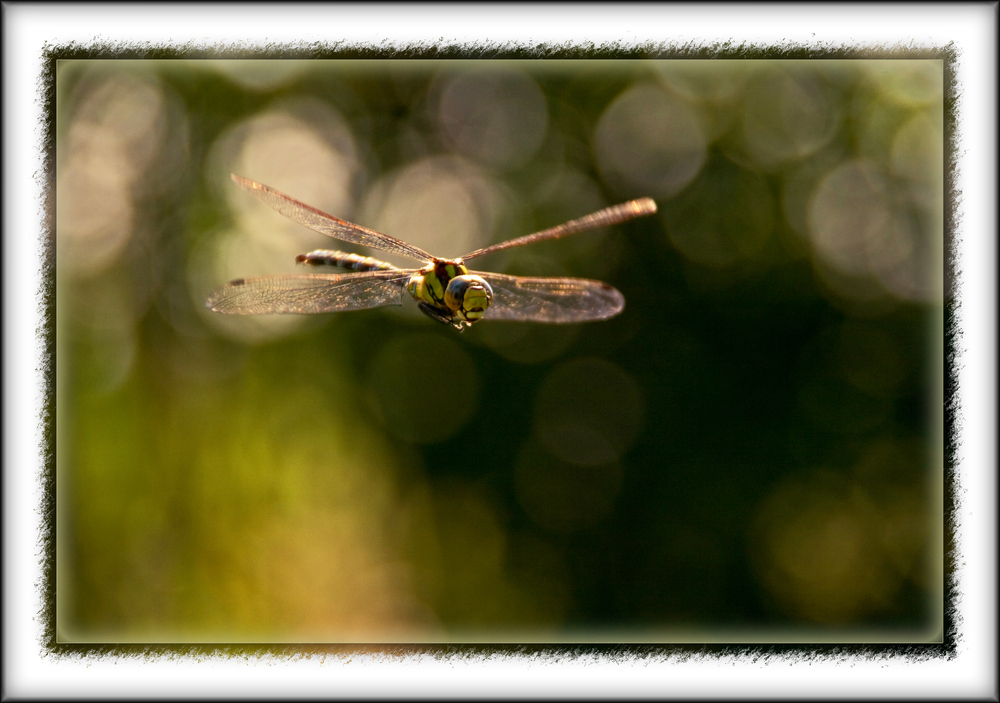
[231,174,433,263]
[213,176,655,326]
[206,269,412,315]
[461,198,657,261]
[476,272,625,323]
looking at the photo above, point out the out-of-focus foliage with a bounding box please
[55,59,943,642]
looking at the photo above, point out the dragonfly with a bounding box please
[206,174,657,330]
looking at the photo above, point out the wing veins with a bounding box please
[206,269,414,315]
[462,198,656,261]
[474,272,625,323]
[231,174,433,263]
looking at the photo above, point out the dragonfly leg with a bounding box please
[417,301,468,330]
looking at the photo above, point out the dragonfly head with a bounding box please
[445,274,494,325]
[407,260,493,330]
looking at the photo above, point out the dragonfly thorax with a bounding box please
[406,258,494,330]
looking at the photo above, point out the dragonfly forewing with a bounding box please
[206,269,412,315]
[462,198,657,261]
[231,174,434,263]
[476,272,625,323]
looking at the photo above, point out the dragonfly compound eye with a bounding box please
[445,275,494,323]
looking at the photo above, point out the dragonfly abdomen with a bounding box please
[296,250,399,272]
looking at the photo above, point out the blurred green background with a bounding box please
[55,59,944,643]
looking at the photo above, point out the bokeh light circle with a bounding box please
[357,155,506,265]
[533,357,645,466]
[515,438,625,533]
[366,333,480,444]
[664,159,775,267]
[594,84,707,199]
[751,451,929,625]
[435,68,549,172]
[739,67,840,170]
[807,158,936,302]
[58,72,170,277]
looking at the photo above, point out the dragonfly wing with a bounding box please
[206,269,412,315]
[462,198,657,261]
[475,272,625,323]
[231,174,433,263]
